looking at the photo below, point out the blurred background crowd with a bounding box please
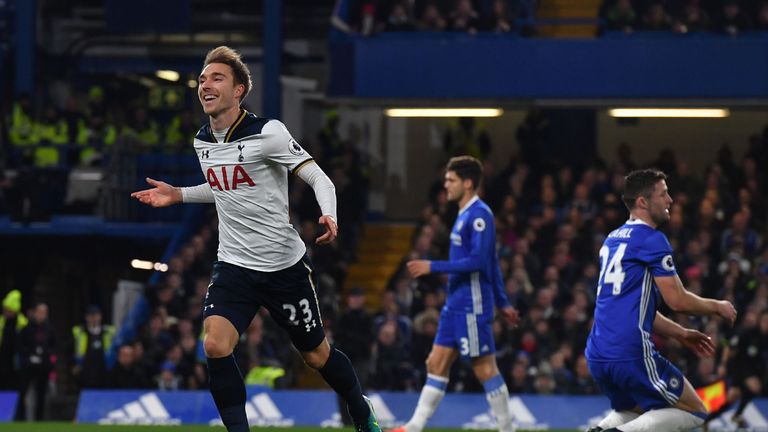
[1,0,768,425]
[331,0,768,36]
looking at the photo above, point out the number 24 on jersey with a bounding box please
[598,243,627,296]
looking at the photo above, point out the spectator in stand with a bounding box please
[418,3,447,31]
[721,210,762,258]
[506,359,534,393]
[165,109,201,154]
[480,0,512,32]
[384,2,416,31]
[443,117,492,159]
[75,114,117,166]
[716,0,752,35]
[371,319,412,390]
[71,305,115,389]
[121,107,160,147]
[0,290,27,391]
[335,288,375,388]
[604,0,637,32]
[757,1,768,30]
[448,0,480,33]
[570,354,599,395]
[673,1,710,33]
[34,106,69,168]
[333,287,375,424]
[8,94,37,166]
[109,344,150,389]
[640,2,672,30]
[17,303,56,421]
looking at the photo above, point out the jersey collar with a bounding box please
[459,194,479,215]
[223,109,248,143]
[626,218,652,227]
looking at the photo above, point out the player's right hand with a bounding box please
[716,300,737,325]
[500,306,520,328]
[679,328,715,358]
[130,177,181,207]
[407,260,431,277]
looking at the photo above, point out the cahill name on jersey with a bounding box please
[586,219,678,361]
[194,111,313,272]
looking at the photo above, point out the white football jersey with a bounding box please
[193,111,314,272]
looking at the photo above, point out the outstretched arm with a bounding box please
[131,178,214,207]
[295,161,338,245]
[655,275,737,325]
[130,177,183,207]
[653,311,715,358]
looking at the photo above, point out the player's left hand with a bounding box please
[678,328,716,358]
[407,260,431,277]
[500,306,520,327]
[316,215,337,245]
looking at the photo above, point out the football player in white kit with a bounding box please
[131,46,381,432]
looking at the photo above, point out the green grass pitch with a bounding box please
[0,425,578,432]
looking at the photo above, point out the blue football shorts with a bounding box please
[588,354,685,411]
[434,309,495,359]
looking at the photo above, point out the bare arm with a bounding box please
[653,311,715,358]
[130,177,183,207]
[655,274,736,324]
[652,311,686,339]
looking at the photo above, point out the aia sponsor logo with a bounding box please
[207,165,255,191]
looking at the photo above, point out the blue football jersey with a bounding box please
[586,219,677,361]
[431,196,510,315]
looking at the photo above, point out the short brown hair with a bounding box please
[446,155,483,190]
[622,169,667,210]
[203,46,253,102]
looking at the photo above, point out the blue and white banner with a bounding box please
[76,388,768,430]
[0,392,18,422]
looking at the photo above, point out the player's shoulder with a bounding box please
[230,111,273,141]
[466,199,493,232]
[195,123,214,143]
[467,198,493,218]
[639,226,670,249]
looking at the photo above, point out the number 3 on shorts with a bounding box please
[282,298,313,325]
[460,337,470,356]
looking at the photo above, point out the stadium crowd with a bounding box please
[600,0,768,34]
[378,124,768,397]
[2,108,767,421]
[49,115,768,401]
[331,0,768,36]
[0,88,203,220]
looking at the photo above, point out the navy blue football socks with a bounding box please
[207,355,249,432]
[319,348,370,424]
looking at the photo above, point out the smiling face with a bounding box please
[198,62,244,118]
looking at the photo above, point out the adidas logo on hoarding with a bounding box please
[321,394,397,428]
[462,396,545,430]
[99,393,181,425]
[209,393,294,427]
